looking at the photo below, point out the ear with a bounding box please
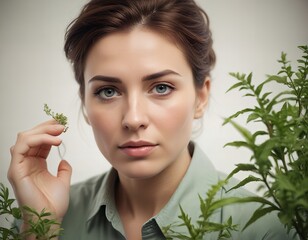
[194,77,210,119]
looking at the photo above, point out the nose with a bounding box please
[122,94,149,131]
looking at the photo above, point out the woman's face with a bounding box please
[84,28,209,179]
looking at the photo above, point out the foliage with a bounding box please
[163,179,238,239]
[44,104,68,132]
[0,183,62,240]
[224,45,308,240]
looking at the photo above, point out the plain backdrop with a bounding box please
[0,0,307,220]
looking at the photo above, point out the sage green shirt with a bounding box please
[61,143,294,239]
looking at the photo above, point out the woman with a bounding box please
[8,0,293,239]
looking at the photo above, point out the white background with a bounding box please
[0,0,307,217]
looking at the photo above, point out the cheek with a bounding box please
[85,104,120,152]
[152,96,196,136]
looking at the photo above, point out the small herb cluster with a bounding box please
[44,104,68,132]
[224,45,308,240]
[0,183,62,240]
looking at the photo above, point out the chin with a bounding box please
[118,162,165,180]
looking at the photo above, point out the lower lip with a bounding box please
[119,145,156,157]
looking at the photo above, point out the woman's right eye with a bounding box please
[94,87,120,100]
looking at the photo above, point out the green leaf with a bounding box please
[223,108,254,124]
[226,163,258,180]
[224,141,252,149]
[225,120,253,143]
[276,173,296,192]
[242,206,278,231]
[226,175,262,192]
[226,82,243,93]
[266,75,287,84]
[247,73,253,84]
[11,207,22,219]
[252,131,268,142]
[255,84,263,96]
[243,93,255,97]
[231,196,278,209]
[261,92,272,101]
[209,197,249,212]
[247,112,260,123]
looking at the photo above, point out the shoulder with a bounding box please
[60,172,112,239]
[69,173,108,203]
[63,171,110,221]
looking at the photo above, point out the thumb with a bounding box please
[57,160,72,188]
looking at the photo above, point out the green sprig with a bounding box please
[43,104,68,132]
[163,179,238,239]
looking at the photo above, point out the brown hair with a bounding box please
[64,0,216,102]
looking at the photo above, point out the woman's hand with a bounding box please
[7,120,72,222]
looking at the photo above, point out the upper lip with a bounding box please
[119,140,157,148]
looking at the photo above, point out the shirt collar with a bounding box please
[86,168,123,232]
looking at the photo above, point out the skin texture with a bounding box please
[84,27,210,239]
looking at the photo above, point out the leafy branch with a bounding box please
[224,45,308,240]
[163,179,238,239]
[0,183,62,240]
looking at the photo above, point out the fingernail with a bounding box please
[55,124,65,130]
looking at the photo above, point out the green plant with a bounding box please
[0,183,62,240]
[44,104,68,132]
[224,45,308,240]
[162,179,238,239]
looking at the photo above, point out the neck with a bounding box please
[116,149,191,219]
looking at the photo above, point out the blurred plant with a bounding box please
[162,179,238,239]
[224,45,308,240]
[0,183,62,240]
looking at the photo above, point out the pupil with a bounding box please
[105,89,114,97]
[157,85,166,93]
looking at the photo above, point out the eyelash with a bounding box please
[93,83,175,101]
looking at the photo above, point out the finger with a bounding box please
[25,123,66,137]
[11,134,62,164]
[11,121,65,156]
[57,160,72,189]
[32,144,52,159]
[12,124,65,157]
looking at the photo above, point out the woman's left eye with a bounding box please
[151,84,174,95]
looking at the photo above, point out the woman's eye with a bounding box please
[152,84,174,95]
[95,87,119,100]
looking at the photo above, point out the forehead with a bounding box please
[84,27,192,81]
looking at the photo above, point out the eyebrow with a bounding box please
[88,69,181,84]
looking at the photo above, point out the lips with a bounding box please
[118,141,157,157]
